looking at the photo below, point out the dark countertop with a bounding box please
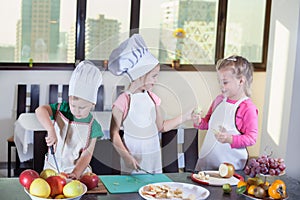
[1,172,299,200]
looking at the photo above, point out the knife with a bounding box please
[137,166,154,175]
[49,145,60,174]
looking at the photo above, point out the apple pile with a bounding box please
[19,169,98,199]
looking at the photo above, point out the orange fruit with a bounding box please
[247,185,257,196]
[237,180,247,188]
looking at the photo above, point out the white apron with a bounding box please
[121,91,162,174]
[195,97,248,171]
[44,109,93,174]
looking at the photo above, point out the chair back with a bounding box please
[161,128,198,173]
[49,84,69,104]
[16,84,40,118]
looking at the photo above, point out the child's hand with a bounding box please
[183,107,195,122]
[214,129,233,144]
[45,130,57,147]
[123,154,139,171]
[192,106,202,125]
[67,172,78,180]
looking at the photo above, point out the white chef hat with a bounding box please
[108,34,159,81]
[68,60,102,104]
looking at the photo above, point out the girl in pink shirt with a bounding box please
[193,55,258,171]
[108,34,193,174]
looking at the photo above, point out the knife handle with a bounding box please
[49,146,55,155]
[46,133,55,155]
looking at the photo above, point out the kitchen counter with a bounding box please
[1,172,299,200]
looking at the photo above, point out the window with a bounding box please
[85,0,131,61]
[0,0,271,70]
[225,0,266,63]
[0,0,76,64]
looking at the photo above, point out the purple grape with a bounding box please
[279,163,286,171]
[275,168,281,176]
[269,168,276,176]
[249,171,256,178]
[260,166,269,174]
[244,166,251,175]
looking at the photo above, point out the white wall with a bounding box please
[262,0,300,180]
[0,69,265,163]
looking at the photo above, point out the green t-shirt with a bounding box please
[49,101,103,138]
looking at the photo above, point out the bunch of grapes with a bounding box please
[244,155,286,178]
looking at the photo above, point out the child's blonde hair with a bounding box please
[216,55,254,97]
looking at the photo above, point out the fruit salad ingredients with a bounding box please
[79,172,99,190]
[236,181,247,194]
[40,168,57,180]
[195,171,209,180]
[46,175,67,197]
[219,163,235,178]
[63,180,84,198]
[222,183,232,193]
[244,155,286,177]
[268,179,287,199]
[19,169,39,190]
[29,178,51,198]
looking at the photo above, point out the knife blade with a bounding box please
[50,146,60,174]
[137,166,154,175]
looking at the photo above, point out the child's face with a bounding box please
[217,67,244,100]
[69,96,94,119]
[143,65,160,91]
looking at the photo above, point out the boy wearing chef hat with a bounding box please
[35,60,104,179]
[108,34,193,174]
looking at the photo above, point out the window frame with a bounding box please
[0,0,271,71]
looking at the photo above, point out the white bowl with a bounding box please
[24,183,87,200]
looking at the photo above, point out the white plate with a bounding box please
[138,182,210,200]
[191,171,242,186]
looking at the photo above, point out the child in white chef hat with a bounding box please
[108,34,193,174]
[35,60,104,179]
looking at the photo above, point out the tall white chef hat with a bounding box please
[68,60,102,104]
[108,34,159,81]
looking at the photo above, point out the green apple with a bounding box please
[63,180,84,198]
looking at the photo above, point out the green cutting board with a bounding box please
[99,174,172,194]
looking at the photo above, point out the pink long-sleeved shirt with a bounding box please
[194,94,258,149]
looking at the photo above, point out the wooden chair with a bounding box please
[48,84,69,104]
[161,128,198,173]
[7,84,40,177]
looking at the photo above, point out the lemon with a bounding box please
[223,183,232,193]
[29,178,51,198]
[63,180,84,198]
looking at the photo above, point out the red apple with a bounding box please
[79,172,99,190]
[19,169,39,189]
[46,175,67,197]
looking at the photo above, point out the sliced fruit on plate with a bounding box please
[219,163,235,178]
